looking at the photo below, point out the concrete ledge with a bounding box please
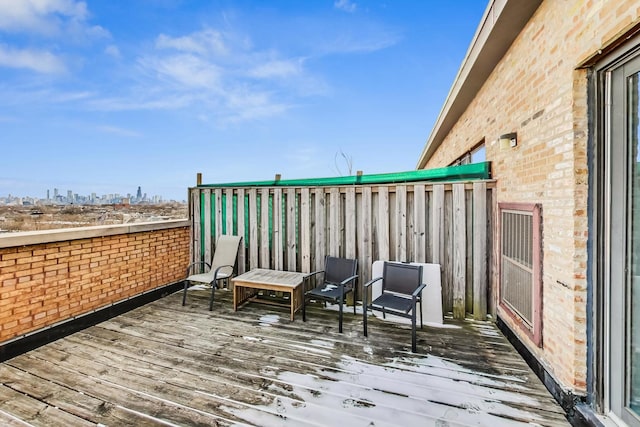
[0,219,190,248]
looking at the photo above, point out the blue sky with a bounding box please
[0,0,486,201]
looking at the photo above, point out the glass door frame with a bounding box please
[593,39,640,426]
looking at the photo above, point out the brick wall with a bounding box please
[0,221,190,343]
[423,0,640,393]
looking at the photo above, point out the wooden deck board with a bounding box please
[0,288,570,426]
[0,379,94,427]
[0,363,150,427]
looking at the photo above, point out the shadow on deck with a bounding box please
[0,287,569,426]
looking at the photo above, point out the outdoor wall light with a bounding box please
[499,132,517,150]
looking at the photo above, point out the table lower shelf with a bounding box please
[234,285,303,321]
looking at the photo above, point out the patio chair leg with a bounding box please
[339,295,343,333]
[363,293,368,337]
[182,281,188,306]
[420,298,423,329]
[353,288,356,316]
[302,295,307,322]
[209,286,216,311]
[411,306,417,353]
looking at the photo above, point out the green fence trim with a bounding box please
[211,192,215,239]
[197,162,490,189]
[199,191,205,261]
[221,193,226,235]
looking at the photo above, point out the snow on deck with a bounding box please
[0,288,569,426]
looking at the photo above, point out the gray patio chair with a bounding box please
[302,256,358,333]
[363,262,425,352]
[182,235,242,310]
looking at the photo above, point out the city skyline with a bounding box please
[1,185,181,206]
[0,1,486,201]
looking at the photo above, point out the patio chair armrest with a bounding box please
[211,264,234,282]
[186,261,211,276]
[303,270,325,291]
[412,283,427,298]
[339,274,359,286]
[363,276,383,289]
[303,270,325,280]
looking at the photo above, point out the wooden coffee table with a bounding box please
[231,268,307,321]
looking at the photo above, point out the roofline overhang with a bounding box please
[416,0,543,169]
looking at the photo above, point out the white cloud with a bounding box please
[88,93,195,112]
[81,23,110,39]
[155,29,227,56]
[319,29,399,55]
[90,27,326,124]
[220,89,290,124]
[51,91,93,102]
[334,0,357,13]
[105,45,121,59]
[0,44,65,73]
[0,85,97,109]
[142,54,223,90]
[0,0,88,34]
[0,0,109,44]
[128,28,305,123]
[97,125,142,138]
[248,59,303,79]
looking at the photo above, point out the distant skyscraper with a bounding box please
[136,186,142,201]
[46,189,50,200]
[53,188,59,198]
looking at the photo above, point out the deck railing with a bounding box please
[189,180,496,319]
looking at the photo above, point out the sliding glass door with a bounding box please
[606,52,640,426]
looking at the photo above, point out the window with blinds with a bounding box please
[499,203,543,346]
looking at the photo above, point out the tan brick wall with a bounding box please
[0,224,190,343]
[424,0,640,393]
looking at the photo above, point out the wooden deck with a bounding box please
[0,287,569,426]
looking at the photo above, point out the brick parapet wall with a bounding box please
[0,220,190,343]
[424,0,640,393]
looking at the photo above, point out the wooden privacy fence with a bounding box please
[189,180,496,319]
